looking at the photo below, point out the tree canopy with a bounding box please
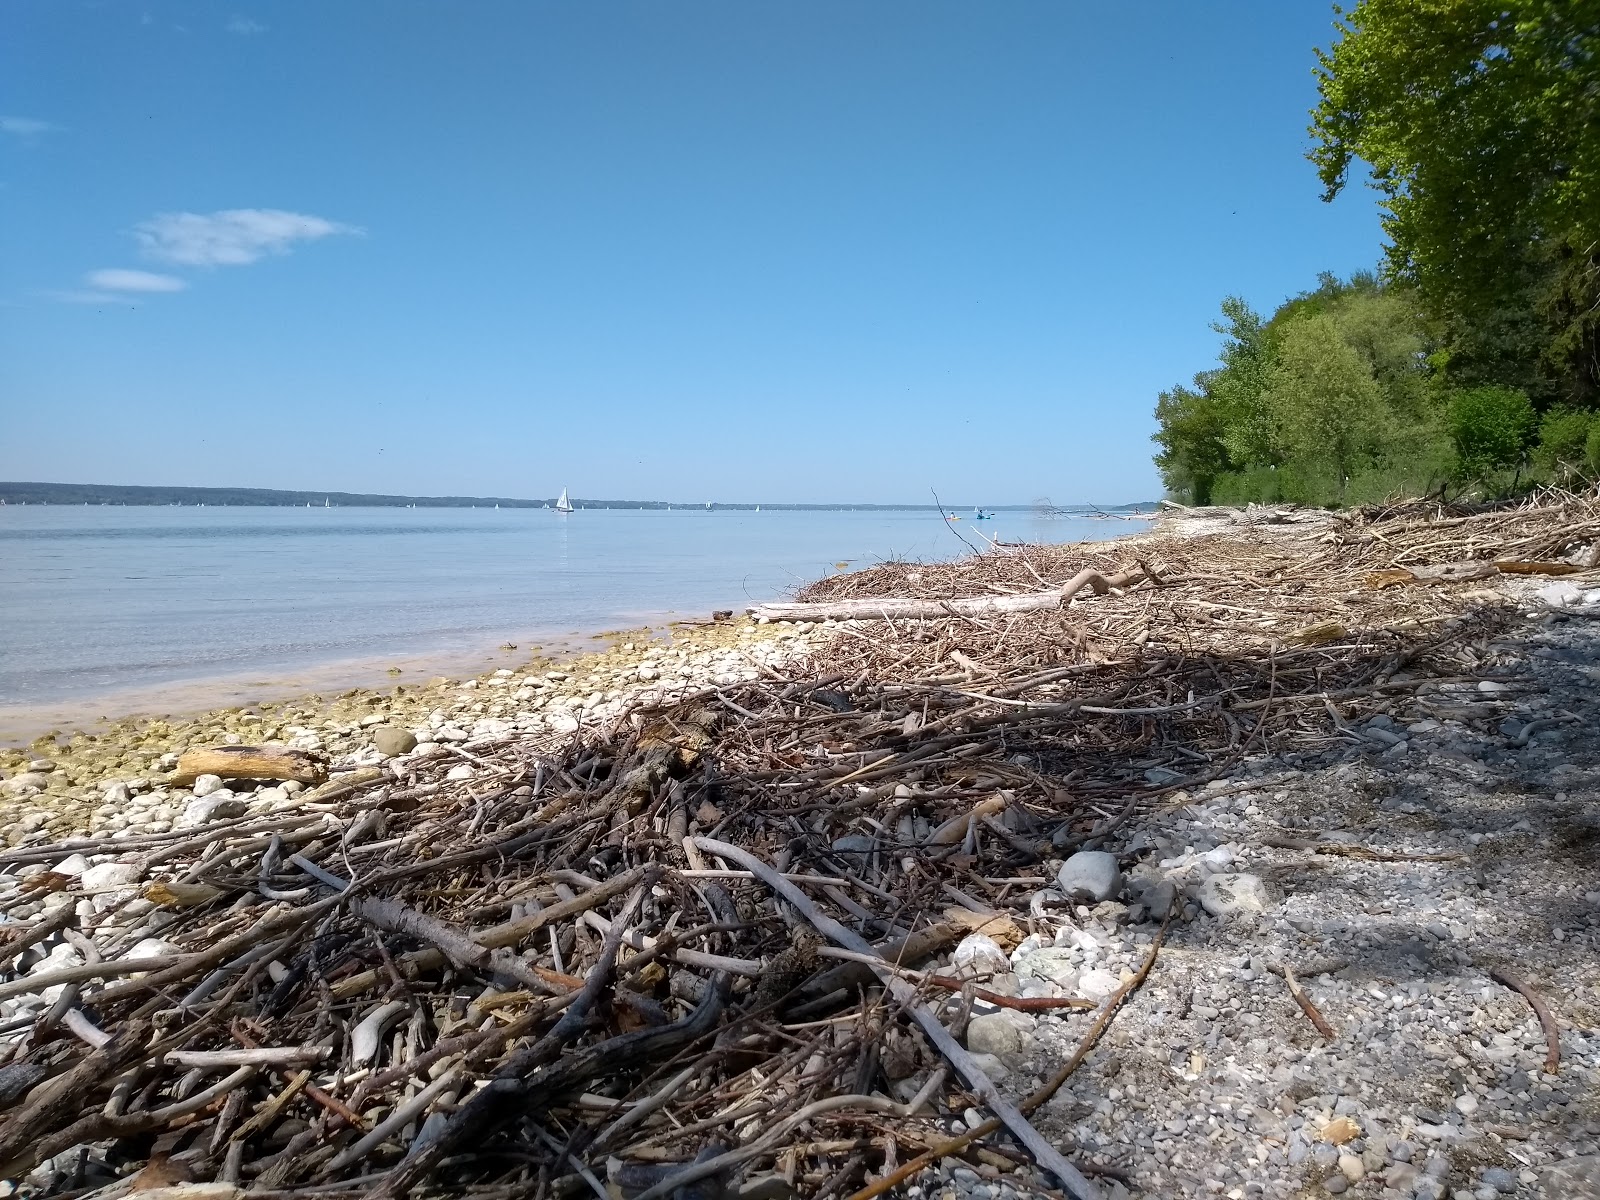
[1310,0,1600,407]
[1153,2,1600,505]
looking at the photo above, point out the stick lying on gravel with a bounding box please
[1488,967,1562,1075]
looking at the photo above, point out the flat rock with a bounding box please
[1542,1156,1600,1199]
[1536,581,1585,608]
[177,796,247,829]
[1076,967,1120,1001]
[1198,872,1271,920]
[1057,850,1122,902]
[1012,947,1078,988]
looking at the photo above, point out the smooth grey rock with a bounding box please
[830,834,875,857]
[1198,872,1270,919]
[1478,1166,1517,1194]
[1321,1173,1347,1194]
[1142,879,1178,918]
[964,1013,1024,1062]
[371,725,418,757]
[177,795,247,828]
[1385,1163,1418,1192]
[1057,851,1122,902]
[1541,1156,1600,1199]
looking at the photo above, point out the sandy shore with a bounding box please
[0,616,823,846]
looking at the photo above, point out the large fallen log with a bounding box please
[750,567,1143,623]
[169,744,327,787]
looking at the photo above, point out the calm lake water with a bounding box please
[0,506,1146,722]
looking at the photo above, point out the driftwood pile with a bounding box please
[2,487,1598,1200]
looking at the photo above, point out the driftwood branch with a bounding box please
[749,567,1144,623]
[690,836,1102,1200]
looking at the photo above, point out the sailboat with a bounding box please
[554,488,575,514]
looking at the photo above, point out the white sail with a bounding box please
[555,487,574,514]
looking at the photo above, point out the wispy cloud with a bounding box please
[135,209,360,267]
[1,116,57,138]
[226,15,267,34]
[87,268,188,293]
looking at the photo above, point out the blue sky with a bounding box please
[1,2,1381,505]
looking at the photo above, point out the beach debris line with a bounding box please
[0,487,1596,1197]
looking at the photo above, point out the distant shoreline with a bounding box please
[0,481,1158,512]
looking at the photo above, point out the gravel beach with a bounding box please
[1,504,1597,1200]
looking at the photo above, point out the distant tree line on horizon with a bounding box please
[0,483,1153,512]
[1154,0,1599,506]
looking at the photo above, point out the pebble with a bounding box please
[1478,1166,1517,1194]
[964,1013,1025,1062]
[371,726,418,757]
[191,774,225,797]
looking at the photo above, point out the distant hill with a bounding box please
[0,482,1158,512]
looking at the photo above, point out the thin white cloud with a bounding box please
[226,15,267,34]
[1,116,57,138]
[134,208,360,267]
[87,268,187,293]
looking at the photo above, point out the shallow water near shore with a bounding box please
[0,505,1144,733]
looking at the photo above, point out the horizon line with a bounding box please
[0,481,1159,511]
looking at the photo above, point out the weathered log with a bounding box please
[169,745,327,787]
[750,567,1143,623]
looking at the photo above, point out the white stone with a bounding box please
[1535,581,1585,608]
[1076,968,1121,1002]
[80,862,139,891]
[1198,873,1271,920]
[1201,846,1235,873]
[1057,851,1123,902]
[177,796,248,829]
[952,933,1011,977]
[127,937,180,961]
[191,774,225,797]
[445,764,475,781]
[52,853,90,877]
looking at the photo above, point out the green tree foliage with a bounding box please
[1311,0,1600,408]
[1534,409,1595,475]
[1264,314,1390,497]
[1153,275,1456,505]
[1446,386,1536,478]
